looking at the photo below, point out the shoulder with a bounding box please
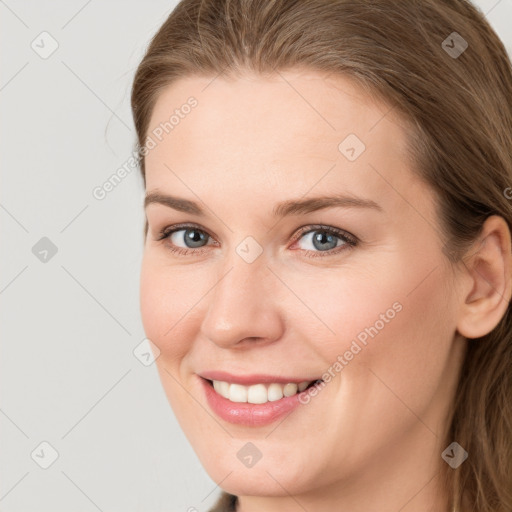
[208,492,238,512]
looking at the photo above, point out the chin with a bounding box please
[195,438,319,497]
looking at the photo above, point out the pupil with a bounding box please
[314,232,336,250]
[186,229,206,248]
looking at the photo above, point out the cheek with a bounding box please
[139,256,192,360]
[345,261,457,416]
[139,258,203,423]
[140,254,221,374]
[140,261,165,344]
[311,256,455,398]
[286,266,405,358]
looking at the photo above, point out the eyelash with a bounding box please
[155,223,358,259]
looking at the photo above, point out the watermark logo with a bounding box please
[236,236,263,263]
[442,32,468,59]
[338,133,366,162]
[237,442,262,468]
[133,338,161,366]
[31,441,59,469]
[442,442,468,469]
[31,31,59,59]
[32,237,58,263]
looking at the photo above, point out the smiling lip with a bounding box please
[198,371,317,385]
[200,377,303,426]
[198,371,322,427]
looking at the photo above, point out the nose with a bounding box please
[199,256,285,349]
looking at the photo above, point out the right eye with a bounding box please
[157,223,215,256]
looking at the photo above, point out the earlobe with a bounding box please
[456,215,512,340]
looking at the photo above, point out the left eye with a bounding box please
[289,225,358,257]
[157,224,357,257]
[294,228,348,252]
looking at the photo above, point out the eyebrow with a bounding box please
[144,191,383,217]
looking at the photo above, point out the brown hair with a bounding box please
[131,1,512,510]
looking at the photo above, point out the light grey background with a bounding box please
[1,1,511,511]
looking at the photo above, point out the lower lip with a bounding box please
[200,378,306,427]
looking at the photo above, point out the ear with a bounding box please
[456,215,512,339]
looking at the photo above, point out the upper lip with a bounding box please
[198,370,321,385]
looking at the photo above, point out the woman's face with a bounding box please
[140,70,467,504]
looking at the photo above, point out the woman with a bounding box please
[131,1,512,511]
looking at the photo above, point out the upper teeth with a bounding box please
[212,380,312,404]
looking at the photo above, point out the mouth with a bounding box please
[197,371,325,426]
[205,378,322,404]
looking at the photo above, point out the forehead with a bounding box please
[144,70,431,221]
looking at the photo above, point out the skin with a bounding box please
[139,69,512,512]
